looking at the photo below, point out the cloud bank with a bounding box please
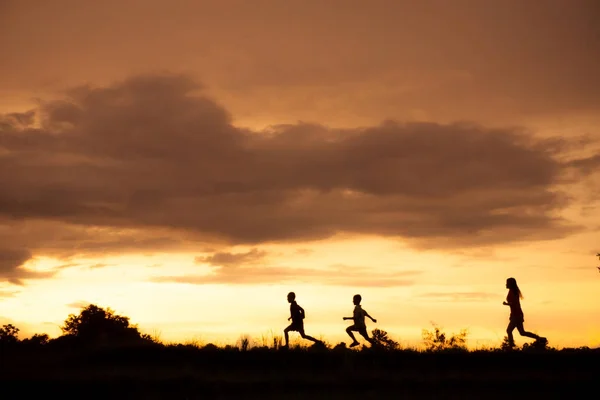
[1,74,598,283]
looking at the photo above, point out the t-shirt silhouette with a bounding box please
[290,301,304,323]
[353,305,366,327]
[507,290,524,321]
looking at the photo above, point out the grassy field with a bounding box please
[2,343,599,399]
[3,307,597,399]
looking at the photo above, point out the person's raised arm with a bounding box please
[365,310,377,323]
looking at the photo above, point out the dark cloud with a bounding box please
[0,217,204,284]
[0,110,35,130]
[0,247,53,285]
[418,292,499,302]
[566,155,600,176]
[195,249,269,267]
[1,0,599,122]
[0,74,598,284]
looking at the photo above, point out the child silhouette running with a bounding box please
[343,294,377,347]
[503,277,547,347]
[283,292,322,348]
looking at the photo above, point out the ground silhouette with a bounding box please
[1,304,598,399]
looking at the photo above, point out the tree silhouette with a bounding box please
[0,324,19,346]
[61,304,150,345]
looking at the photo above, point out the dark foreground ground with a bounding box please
[2,345,599,399]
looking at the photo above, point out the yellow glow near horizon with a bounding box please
[2,235,599,349]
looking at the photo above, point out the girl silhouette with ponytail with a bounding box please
[503,277,546,347]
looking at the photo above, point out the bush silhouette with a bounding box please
[21,333,50,347]
[371,328,399,350]
[500,336,515,351]
[60,304,151,346]
[421,323,468,351]
[237,334,252,351]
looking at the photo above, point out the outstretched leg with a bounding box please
[283,326,292,347]
[346,326,360,347]
[299,329,321,344]
[358,328,375,346]
[516,323,543,341]
[506,321,516,346]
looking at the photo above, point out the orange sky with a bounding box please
[1,0,599,348]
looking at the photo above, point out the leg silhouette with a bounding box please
[284,326,291,347]
[346,326,360,346]
[516,323,542,340]
[507,321,544,346]
[358,328,375,346]
[506,321,516,346]
[299,329,320,344]
[284,325,321,347]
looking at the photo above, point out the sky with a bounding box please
[1,0,599,348]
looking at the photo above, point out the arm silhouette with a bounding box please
[364,310,377,323]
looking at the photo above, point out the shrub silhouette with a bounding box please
[21,333,50,347]
[237,334,252,351]
[332,342,347,351]
[371,328,399,350]
[522,339,550,352]
[421,323,468,351]
[500,336,515,351]
[61,304,150,346]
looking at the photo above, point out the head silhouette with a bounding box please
[506,277,523,299]
[287,292,296,303]
[353,294,362,305]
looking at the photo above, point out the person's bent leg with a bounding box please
[346,326,359,346]
[506,321,516,346]
[284,326,291,347]
[516,323,540,340]
[300,332,320,343]
[359,328,375,345]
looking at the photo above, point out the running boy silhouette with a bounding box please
[283,292,322,348]
[343,294,376,347]
[503,277,547,347]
